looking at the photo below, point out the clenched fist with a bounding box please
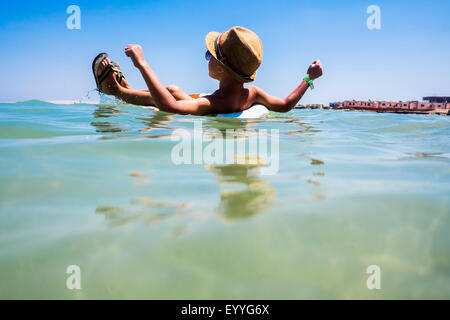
[307,60,323,80]
[125,44,147,68]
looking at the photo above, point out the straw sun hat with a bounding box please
[205,26,263,83]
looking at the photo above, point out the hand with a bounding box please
[125,44,147,68]
[306,60,323,80]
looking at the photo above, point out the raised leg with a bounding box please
[97,57,194,106]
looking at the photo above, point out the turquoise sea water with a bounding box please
[0,100,449,299]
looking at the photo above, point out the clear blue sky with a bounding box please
[0,0,449,104]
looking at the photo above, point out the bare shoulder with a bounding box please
[246,85,270,105]
[246,85,263,96]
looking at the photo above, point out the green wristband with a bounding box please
[304,76,314,89]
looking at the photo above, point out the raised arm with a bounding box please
[124,44,213,115]
[254,60,323,113]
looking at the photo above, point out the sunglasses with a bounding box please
[205,50,212,61]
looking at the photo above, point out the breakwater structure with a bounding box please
[326,96,450,115]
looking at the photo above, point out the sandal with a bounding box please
[92,52,125,93]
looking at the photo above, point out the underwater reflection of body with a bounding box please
[91,105,129,133]
[95,197,192,229]
[90,103,175,137]
[94,162,276,227]
[90,104,278,222]
[203,116,249,133]
[207,161,276,220]
[202,116,277,220]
